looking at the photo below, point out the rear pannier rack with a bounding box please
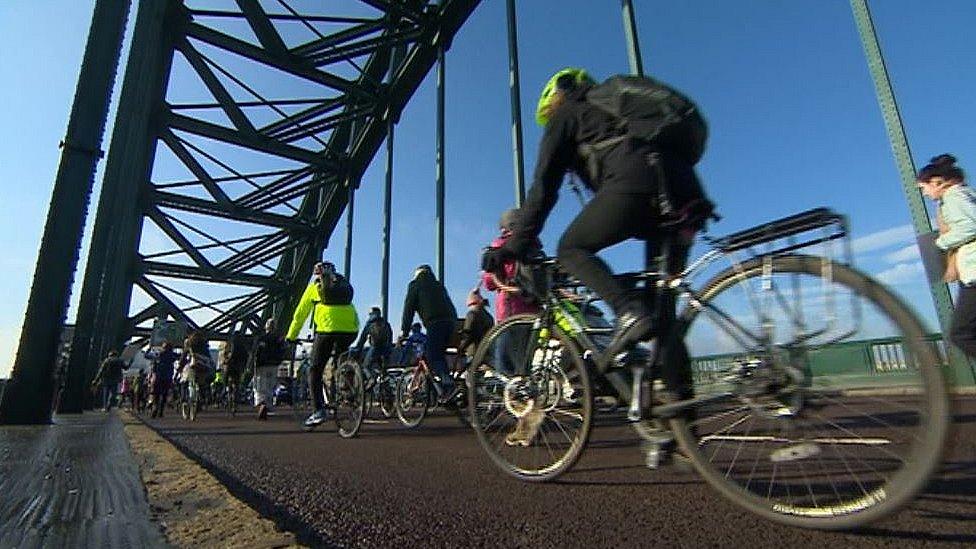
[709,207,849,260]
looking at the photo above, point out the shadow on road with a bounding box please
[152,428,338,548]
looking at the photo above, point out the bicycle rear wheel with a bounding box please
[333,358,366,438]
[395,370,429,428]
[467,314,593,482]
[668,254,949,529]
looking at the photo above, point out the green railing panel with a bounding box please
[690,334,954,389]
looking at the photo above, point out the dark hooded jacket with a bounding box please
[401,270,457,334]
[505,84,709,255]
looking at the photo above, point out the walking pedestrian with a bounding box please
[91,350,125,411]
[150,341,177,418]
[918,154,976,357]
[253,319,287,420]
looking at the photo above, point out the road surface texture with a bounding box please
[143,399,976,548]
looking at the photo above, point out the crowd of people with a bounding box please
[91,67,976,450]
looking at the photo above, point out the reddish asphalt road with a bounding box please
[143,399,976,548]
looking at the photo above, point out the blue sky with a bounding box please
[2,0,975,376]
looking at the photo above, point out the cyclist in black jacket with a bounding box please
[354,307,393,376]
[483,68,712,359]
[400,264,458,399]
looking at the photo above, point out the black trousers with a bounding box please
[950,285,976,358]
[557,190,662,314]
[309,332,357,410]
[557,190,694,395]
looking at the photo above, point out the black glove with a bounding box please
[481,246,514,275]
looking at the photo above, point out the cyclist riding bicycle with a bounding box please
[394,322,427,367]
[353,306,393,378]
[400,264,457,400]
[219,331,249,406]
[288,260,359,429]
[481,68,715,444]
[482,67,714,376]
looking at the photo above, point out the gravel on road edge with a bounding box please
[121,412,303,549]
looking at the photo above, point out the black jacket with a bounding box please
[506,85,708,255]
[356,317,393,350]
[459,307,494,356]
[401,271,457,334]
[255,332,286,366]
[96,356,126,384]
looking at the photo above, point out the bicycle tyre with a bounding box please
[395,370,429,428]
[668,254,949,529]
[468,313,594,482]
[380,381,397,419]
[333,358,366,438]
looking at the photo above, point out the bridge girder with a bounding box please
[61,0,481,411]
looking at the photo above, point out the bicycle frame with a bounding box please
[518,207,860,420]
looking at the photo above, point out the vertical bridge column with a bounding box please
[0,0,131,423]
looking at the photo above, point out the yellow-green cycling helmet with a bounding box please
[535,68,595,126]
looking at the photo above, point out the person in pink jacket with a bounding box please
[482,209,540,322]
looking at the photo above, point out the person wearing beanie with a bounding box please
[458,288,494,359]
[482,209,541,322]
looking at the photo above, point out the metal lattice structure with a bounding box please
[53,0,479,412]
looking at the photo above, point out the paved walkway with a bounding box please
[0,412,167,548]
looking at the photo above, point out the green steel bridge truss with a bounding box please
[56,0,479,413]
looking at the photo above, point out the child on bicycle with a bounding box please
[918,154,976,358]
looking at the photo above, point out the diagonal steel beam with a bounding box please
[167,111,339,167]
[134,275,200,330]
[259,97,345,136]
[291,20,386,58]
[236,0,289,57]
[141,259,279,288]
[308,26,423,68]
[146,207,217,272]
[186,22,376,101]
[176,38,258,135]
[152,189,303,230]
[159,128,233,206]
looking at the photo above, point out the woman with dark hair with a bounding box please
[918,154,976,357]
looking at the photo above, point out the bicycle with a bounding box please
[180,379,199,421]
[467,207,949,530]
[351,347,399,420]
[299,350,366,438]
[393,342,470,428]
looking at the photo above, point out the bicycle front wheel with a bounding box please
[467,314,593,482]
[333,358,366,438]
[395,370,430,428]
[669,254,949,529]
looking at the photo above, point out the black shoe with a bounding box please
[607,308,655,358]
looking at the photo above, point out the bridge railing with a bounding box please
[691,334,949,387]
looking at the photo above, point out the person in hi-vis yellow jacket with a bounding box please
[287,261,358,428]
